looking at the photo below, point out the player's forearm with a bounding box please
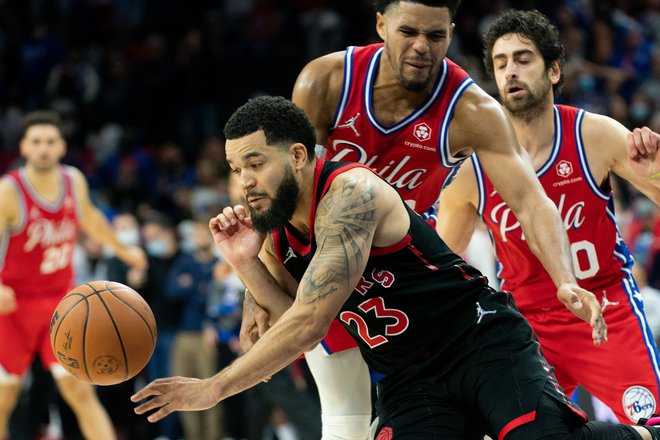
[517,199,577,288]
[82,207,125,252]
[210,306,324,401]
[233,259,294,320]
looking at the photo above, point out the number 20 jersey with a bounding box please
[271,159,490,377]
[0,166,80,299]
[474,105,634,312]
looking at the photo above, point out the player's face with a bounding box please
[491,33,559,119]
[226,131,300,233]
[377,2,453,93]
[20,124,66,172]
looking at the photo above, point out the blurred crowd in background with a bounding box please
[1,0,660,439]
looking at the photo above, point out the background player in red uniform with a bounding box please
[238,1,608,437]
[0,111,147,439]
[437,9,660,424]
[133,95,659,440]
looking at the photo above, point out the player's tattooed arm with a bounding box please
[298,176,378,305]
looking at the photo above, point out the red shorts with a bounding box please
[320,319,358,354]
[522,275,660,424]
[0,295,63,376]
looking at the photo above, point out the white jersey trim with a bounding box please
[332,46,356,129]
[439,77,474,167]
[364,52,448,135]
[19,167,66,212]
[536,106,562,177]
[471,154,486,217]
[622,273,660,385]
[575,109,610,201]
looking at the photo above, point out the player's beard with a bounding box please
[249,165,299,233]
[501,74,552,123]
[387,46,436,93]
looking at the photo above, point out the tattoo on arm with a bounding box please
[299,177,378,304]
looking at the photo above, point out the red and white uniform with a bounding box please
[473,104,660,423]
[319,44,473,354]
[0,166,80,376]
[326,43,473,219]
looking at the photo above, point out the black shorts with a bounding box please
[374,290,587,439]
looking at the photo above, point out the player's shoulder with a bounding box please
[579,110,628,150]
[295,51,345,92]
[0,174,18,197]
[451,84,509,136]
[0,174,20,222]
[327,166,380,194]
[62,165,86,183]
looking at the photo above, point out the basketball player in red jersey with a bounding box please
[0,111,147,439]
[438,10,660,424]
[235,1,605,438]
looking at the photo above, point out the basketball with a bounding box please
[49,280,157,386]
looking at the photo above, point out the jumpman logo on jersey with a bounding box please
[283,247,297,264]
[601,291,620,311]
[338,113,361,137]
[475,302,497,324]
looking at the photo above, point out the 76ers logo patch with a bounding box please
[622,385,656,422]
[376,427,393,440]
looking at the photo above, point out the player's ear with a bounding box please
[376,12,386,41]
[290,143,308,170]
[549,60,561,86]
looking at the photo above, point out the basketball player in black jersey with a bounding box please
[133,96,660,439]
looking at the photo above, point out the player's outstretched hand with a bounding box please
[557,284,608,346]
[239,290,270,352]
[132,376,220,423]
[209,205,265,267]
[0,284,17,315]
[628,126,660,179]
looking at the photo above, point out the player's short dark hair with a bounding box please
[483,9,565,95]
[374,0,461,18]
[21,110,63,138]
[223,96,317,159]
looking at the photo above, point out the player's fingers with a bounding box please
[234,204,248,220]
[133,394,170,414]
[628,132,639,159]
[146,403,175,423]
[239,324,256,352]
[222,206,239,225]
[255,313,269,337]
[631,129,647,157]
[130,378,175,401]
[641,126,655,155]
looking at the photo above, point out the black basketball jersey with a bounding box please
[272,159,492,378]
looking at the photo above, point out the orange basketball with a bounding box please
[49,280,157,385]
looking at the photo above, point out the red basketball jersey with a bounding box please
[325,44,473,215]
[0,166,80,298]
[475,105,633,312]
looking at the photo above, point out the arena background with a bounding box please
[0,0,659,439]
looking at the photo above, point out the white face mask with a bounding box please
[117,229,140,246]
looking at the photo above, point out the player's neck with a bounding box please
[508,102,556,164]
[287,163,316,238]
[24,164,62,201]
[373,59,433,122]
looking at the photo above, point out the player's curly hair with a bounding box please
[483,9,565,95]
[374,0,461,18]
[223,96,317,160]
[22,110,63,138]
